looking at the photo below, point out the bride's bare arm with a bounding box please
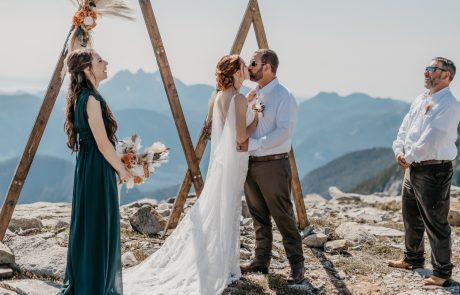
[235,94,258,144]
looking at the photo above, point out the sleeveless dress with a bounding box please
[60,89,123,295]
[123,93,254,295]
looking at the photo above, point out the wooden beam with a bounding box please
[139,0,204,196]
[289,149,309,228]
[249,0,269,49]
[230,0,254,55]
[0,27,74,241]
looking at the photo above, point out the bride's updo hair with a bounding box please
[215,54,241,91]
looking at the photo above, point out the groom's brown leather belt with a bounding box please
[249,153,289,162]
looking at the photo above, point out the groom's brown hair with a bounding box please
[255,49,279,74]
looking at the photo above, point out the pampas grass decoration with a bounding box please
[68,0,135,52]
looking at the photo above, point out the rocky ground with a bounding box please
[1,187,460,294]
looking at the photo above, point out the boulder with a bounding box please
[0,242,14,265]
[303,233,328,248]
[4,235,67,279]
[328,187,362,202]
[122,251,138,267]
[335,222,376,244]
[324,239,354,253]
[8,217,42,233]
[129,205,166,236]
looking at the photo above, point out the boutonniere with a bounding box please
[252,100,265,117]
[424,103,433,114]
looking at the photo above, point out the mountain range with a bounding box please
[0,69,412,203]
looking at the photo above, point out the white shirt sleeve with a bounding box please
[249,94,297,152]
[392,112,411,157]
[404,102,457,163]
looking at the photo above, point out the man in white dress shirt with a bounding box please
[239,49,305,284]
[389,57,460,286]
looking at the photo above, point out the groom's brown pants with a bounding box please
[244,157,305,267]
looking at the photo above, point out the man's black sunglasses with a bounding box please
[249,60,266,67]
[425,66,447,73]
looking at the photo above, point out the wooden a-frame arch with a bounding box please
[164,0,309,235]
[0,0,308,241]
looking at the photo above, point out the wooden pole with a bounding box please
[289,149,309,228]
[230,0,254,54]
[249,0,269,49]
[0,27,73,240]
[139,0,204,196]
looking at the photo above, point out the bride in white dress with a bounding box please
[123,54,259,295]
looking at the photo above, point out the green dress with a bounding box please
[60,89,123,295]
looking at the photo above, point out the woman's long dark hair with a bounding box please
[64,49,118,152]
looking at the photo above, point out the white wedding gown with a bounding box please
[123,93,253,295]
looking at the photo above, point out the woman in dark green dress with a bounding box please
[60,49,132,295]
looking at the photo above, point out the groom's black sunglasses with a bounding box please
[425,66,447,73]
[249,60,266,67]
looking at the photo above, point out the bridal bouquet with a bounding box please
[116,134,169,189]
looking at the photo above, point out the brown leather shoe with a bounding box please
[287,262,305,284]
[423,275,449,286]
[388,260,424,270]
[240,260,269,274]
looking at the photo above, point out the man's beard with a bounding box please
[424,77,441,89]
[250,69,263,82]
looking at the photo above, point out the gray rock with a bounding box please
[124,198,159,209]
[0,286,16,294]
[324,239,354,253]
[360,224,404,237]
[4,235,66,279]
[0,279,60,295]
[17,228,41,236]
[300,226,314,238]
[345,207,389,223]
[0,242,14,265]
[0,266,13,279]
[122,251,138,267]
[335,222,376,244]
[328,187,362,202]
[157,209,171,217]
[54,220,69,230]
[241,218,252,227]
[157,203,170,211]
[120,219,132,231]
[303,233,328,248]
[8,218,42,233]
[240,249,252,260]
[304,193,327,203]
[129,205,166,236]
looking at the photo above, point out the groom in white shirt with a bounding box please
[390,57,460,286]
[239,49,305,284]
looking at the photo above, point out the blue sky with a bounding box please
[1,0,460,101]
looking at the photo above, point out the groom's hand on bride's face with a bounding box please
[236,139,249,152]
